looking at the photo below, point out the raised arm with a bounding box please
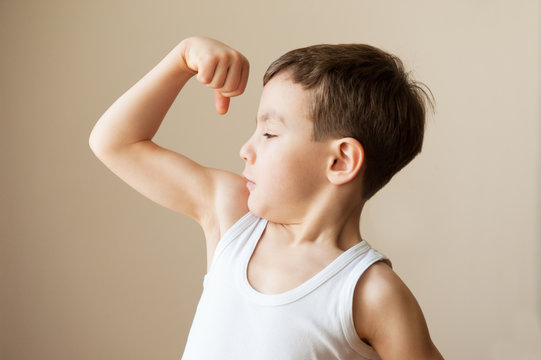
[88,37,250,266]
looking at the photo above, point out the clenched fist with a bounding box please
[177,36,250,114]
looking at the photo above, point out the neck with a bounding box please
[268,187,366,252]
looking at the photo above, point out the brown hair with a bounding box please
[263,44,434,200]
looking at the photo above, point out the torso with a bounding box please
[246,221,349,294]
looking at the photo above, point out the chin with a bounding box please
[247,203,264,219]
[246,197,270,220]
[247,196,295,223]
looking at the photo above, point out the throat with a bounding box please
[246,225,346,295]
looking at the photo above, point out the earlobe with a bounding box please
[327,138,364,185]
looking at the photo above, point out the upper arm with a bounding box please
[90,140,249,255]
[353,262,444,360]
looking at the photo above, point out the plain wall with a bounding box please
[1,0,540,359]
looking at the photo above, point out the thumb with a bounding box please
[214,91,230,115]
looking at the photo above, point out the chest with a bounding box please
[246,232,344,295]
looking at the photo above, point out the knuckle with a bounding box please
[197,72,211,84]
[230,51,241,62]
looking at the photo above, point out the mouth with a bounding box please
[242,173,256,190]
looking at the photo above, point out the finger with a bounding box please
[208,59,230,89]
[222,59,249,98]
[214,90,230,115]
[220,58,243,94]
[196,57,218,85]
[238,60,250,94]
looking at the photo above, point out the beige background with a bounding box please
[1,0,540,359]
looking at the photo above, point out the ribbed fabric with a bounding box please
[181,212,389,360]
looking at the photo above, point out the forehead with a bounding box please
[256,72,312,130]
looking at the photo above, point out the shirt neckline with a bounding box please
[238,216,371,306]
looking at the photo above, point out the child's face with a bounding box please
[240,72,331,222]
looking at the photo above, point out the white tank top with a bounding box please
[181,212,388,360]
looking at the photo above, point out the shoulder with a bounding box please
[352,261,444,359]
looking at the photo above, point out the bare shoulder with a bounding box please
[353,261,444,360]
[199,168,249,266]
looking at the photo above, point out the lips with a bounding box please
[242,173,253,183]
[242,173,255,190]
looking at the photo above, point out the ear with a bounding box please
[326,138,364,186]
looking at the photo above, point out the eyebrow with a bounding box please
[255,111,286,126]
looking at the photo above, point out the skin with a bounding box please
[89,36,444,359]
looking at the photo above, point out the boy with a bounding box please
[89,36,443,359]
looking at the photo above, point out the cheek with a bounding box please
[269,152,321,197]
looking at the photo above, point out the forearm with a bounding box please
[89,43,193,154]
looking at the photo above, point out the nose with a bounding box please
[239,136,255,164]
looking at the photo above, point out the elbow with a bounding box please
[88,130,102,156]
[88,129,112,159]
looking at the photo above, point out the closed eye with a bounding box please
[263,133,276,139]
